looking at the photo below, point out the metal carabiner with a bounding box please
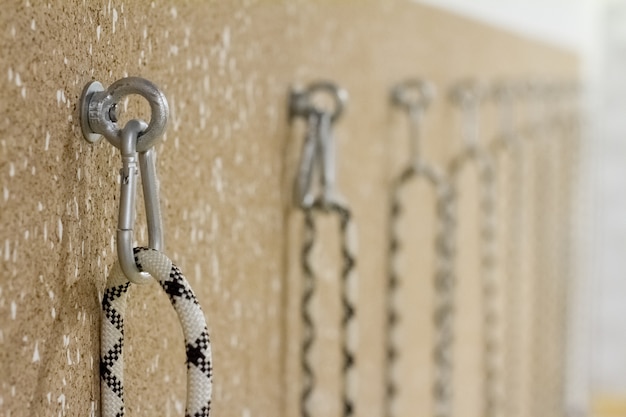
[289,81,348,208]
[80,77,168,284]
[117,119,164,284]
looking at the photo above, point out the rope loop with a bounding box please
[101,247,213,417]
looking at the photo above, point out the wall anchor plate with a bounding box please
[79,80,104,144]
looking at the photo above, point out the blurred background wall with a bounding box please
[417,1,626,415]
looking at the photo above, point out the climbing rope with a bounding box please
[101,247,213,417]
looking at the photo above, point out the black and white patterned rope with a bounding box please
[101,247,213,417]
[301,200,358,417]
[386,163,455,417]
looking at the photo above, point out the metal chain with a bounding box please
[448,146,498,417]
[301,200,358,417]
[488,86,524,417]
[386,81,456,417]
[526,84,557,417]
[449,84,499,417]
[291,83,357,417]
[386,182,401,416]
[544,85,580,417]
[387,164,455,417]
[337,203,358,417]
[432,174,457,417]
[301,208,317,417]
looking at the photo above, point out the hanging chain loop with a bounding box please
[290,81,358,417]
[387,79,456,417]
[449,80,500,417]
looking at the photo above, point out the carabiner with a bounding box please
[117,119,164,284]
[80,77,168,283]
[289,81,348,209]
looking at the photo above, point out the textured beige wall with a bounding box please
[0,1,577,417]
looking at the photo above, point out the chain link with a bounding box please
[490,130,525,417]
[386,163,454,417]
[448,145,499,417]
[293,89,358,417]
[387,86,457,417]
[301,201,358,417]
[300,209,317,417]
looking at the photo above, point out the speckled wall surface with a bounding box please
[0,1,577,417]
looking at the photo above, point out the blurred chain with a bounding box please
[387,164,455,417]
[548,83,581,417]
[301,201,357,417]
[386,178,401,416]
[301,208,316,417]
[291,82,357,417]
[432,177,457,417]
[338,204,358,417]
[449,82,500,417]
[448,146,498,417]
[528,83,555,417]
[488,84,524,417]
[387,82,456,417]
[518,81,579,417]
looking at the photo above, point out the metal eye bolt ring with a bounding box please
[289,80,349,123]
[449,79,485,148]
[390,79,436,171]
[449,79,485,106]
[390,78,435,110]
[79,76,169,152]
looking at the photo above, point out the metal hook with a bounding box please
[116,119,164,284]
[79,77,169,152]
[390,79,435,168]
[290,80,348,123]
[289,81,348,208]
